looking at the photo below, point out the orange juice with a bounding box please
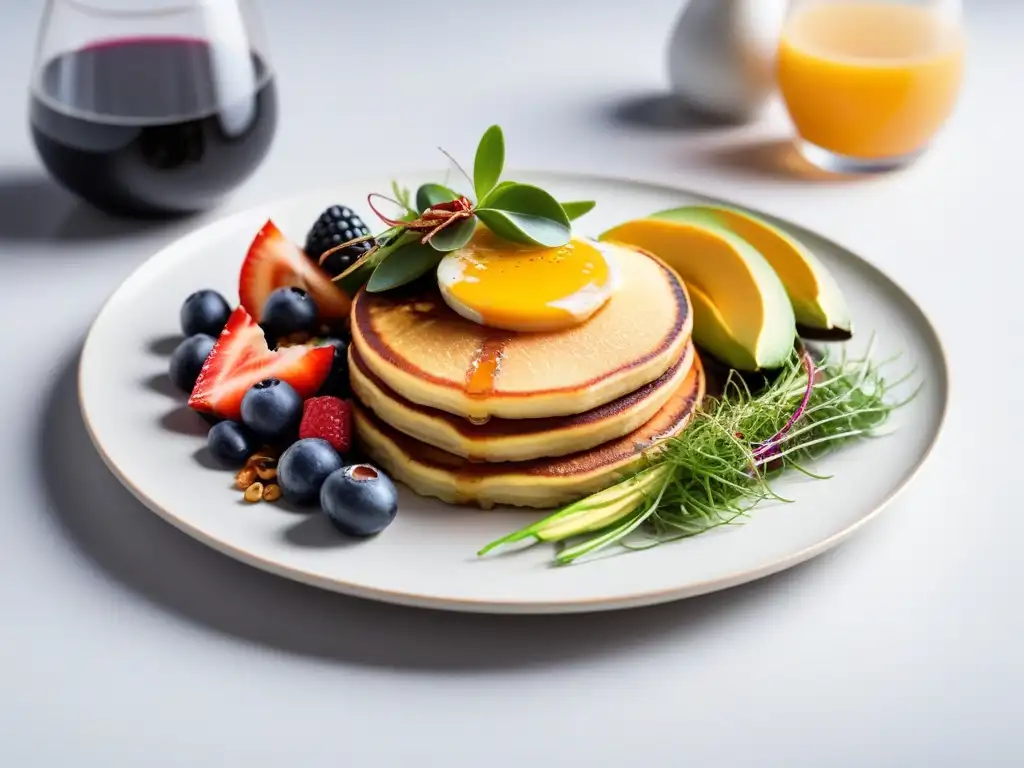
[777,2,965,160]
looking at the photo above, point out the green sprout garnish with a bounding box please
[321,125,596,296]
[479,340,917,566]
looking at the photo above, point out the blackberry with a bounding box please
[305,205,375,276]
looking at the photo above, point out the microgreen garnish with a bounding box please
[391,181,415,218]
[561,200,597,221]
[323,125,597,295]
[476,183,570,247]
[365,239,445,293]
[479,341,916,565]
[473,124,505,201]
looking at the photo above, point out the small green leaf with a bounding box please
[415,183,459,213]
[560,200,596,221]
[473,125,505,201]
[427,216,477,252]
[485,183,571,225]
[366,240,445,293]
[476,182,571,246]
[335,229,414,296]
[477,180,515,208]
[476,209,571,247]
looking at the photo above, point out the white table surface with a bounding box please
[2,0,1019,765]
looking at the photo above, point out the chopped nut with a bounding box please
[249,446,279,464]
[243,482,264,503]
[287,331,311,344]
[250,447,279,480]
[235,465,258,490]
[262,483,282,502]
[413,302,435,313]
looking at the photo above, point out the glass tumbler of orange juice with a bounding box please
[777,0,965,173]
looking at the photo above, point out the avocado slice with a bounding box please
[653,206,853,340]
[600,216,796,371]
[685,282,759,371]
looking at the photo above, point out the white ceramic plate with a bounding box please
[79,172,948,614]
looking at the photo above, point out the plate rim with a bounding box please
[77,170,952,614]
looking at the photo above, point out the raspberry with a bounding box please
[298,396,352,455]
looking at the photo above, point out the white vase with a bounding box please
[667,0,790,122]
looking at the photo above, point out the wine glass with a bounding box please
[776,0,965,174]
[29,0,278,217]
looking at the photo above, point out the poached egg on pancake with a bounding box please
[436,230,621,333]
[349,341,696,463]
[350,242,692,422]
[352,350,705,510]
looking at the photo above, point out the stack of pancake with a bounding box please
[348,244,706,509]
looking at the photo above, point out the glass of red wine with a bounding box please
[29,0,277,218]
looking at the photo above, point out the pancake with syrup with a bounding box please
[349,341,695,462]
[353,352,705,509]
[349,242,692,422]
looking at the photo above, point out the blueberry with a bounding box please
[320,464,398,537]
[240,378,303,441]
[317,337,350,397]
[261,287,318,337]
[168,334,216,393]
[180,289,231,337]
[207,421,255,466]
[278,438,343,505]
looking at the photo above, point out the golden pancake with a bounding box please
[350,243,692,421]
[353,352,705,509]
[349,341,695,462]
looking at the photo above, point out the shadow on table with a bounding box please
[602,92,742,133]
[689,139,885,183]
[36,347,841,672]
[599,95,883,184]
[0,170,188,245]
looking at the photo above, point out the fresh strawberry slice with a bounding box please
[188,306,334,420]
[239,220,351,324]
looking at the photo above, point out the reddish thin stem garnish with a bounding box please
[428,198,468,214]
[437,146,475,189]
[418,208,472,244]
[376,193,476,245]
[318,190,478,278]
[367,193,410,228]
[317,233,376,268]
[753,350,815,464]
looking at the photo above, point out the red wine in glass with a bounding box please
[29,1,277,217]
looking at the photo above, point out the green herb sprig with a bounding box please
[479,341,916,566]
[323,125,596,296]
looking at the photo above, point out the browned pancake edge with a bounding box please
[348,341,695,439]
[354,352,705,480]
[351,247,691,400]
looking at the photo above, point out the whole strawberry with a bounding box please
[299,396,352,456]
